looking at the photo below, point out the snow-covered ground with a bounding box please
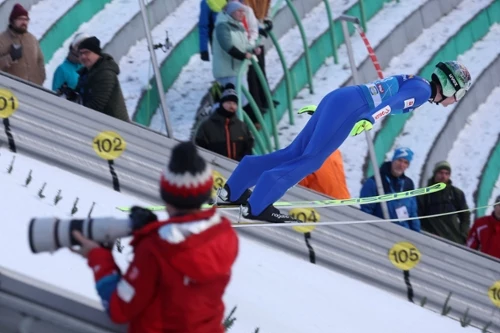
[43,0,146,90]
[119,0,200,115]
[447,84,500,219]
[0,147,481,332]
[29,0,78,40]
[391,23,500,190]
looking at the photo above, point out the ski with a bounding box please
[116,182,446,212]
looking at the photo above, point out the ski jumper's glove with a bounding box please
[297,104,317,115]
[350,119,373,136]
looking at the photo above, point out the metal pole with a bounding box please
[340,18,390,220]
[138,0,174,138]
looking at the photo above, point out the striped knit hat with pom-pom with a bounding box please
[160,141,213,209]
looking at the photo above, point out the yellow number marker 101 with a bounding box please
[0,88,19,118]
[388,241,421,271]
[92,131,126,160]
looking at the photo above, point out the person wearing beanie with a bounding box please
[52,32,90,92]
[467,195,500,259]
[195,83,254,161]
[418,160,470,245]
[71,141,239,333]
[0,3,46,85]
[360,147,421,232]
[71,36,130,122]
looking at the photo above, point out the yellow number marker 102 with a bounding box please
[92,131,126,160]
[388,241,421,271]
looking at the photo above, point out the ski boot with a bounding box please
[239,202,301,223]
[215,184,252,207]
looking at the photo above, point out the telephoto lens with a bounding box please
[29,217,132,254]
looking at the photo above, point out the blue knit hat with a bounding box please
[225,1,244,16]
[392,147,414,163]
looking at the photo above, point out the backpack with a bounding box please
[190,81,223,140]
[206,0,227,12]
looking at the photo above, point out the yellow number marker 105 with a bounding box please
[92,131,126,160]
[488,281,500,307]
[0,88,19,118]
[388,241,421,270]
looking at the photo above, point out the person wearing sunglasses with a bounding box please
[215,60,471,223]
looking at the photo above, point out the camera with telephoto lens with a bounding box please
[29,207,158,254]
[28,217,132,254]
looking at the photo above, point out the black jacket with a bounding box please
[76,53,129,122]
[418,177,470,245]
[195,107,253,161]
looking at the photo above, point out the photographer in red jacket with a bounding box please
[466,195,500,259]
[72,141,239,333]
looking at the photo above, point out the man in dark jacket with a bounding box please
[418,161,470,245]
[73,36,130,122]
[195,83,254,161]
[360,147,420,232]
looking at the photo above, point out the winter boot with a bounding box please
[240,202,300,223]
[216,184,252,206]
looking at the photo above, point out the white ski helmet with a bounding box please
[432,61,472,101]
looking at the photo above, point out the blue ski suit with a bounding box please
[226,75,432,215]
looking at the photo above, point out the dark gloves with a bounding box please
[200,51,210,62]
[10,44,22,61]
[129,206,158,231]
[60,84,80,102]
[259,19,273,38]
[263,18,273,32]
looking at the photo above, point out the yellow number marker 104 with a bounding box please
[92,131,126,160]
[388,241,421,271]
[0,88,19,118]
[290,207,320,233]
[488,281,500,307]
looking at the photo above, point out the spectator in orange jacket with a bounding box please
[466,195,500,259]
[299,149,350,199]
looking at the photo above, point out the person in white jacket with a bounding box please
[229,0,275,126]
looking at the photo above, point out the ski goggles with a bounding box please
[436,62,467,101]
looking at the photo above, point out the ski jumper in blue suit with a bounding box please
[226,75,432,215]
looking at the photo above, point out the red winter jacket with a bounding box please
[466,213,500,259]
[87,208,239,333]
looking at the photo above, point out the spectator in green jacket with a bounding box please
[211,1,262,127]
[195,83,254,161]
[418,161,470,245]
[70,36,130,122]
